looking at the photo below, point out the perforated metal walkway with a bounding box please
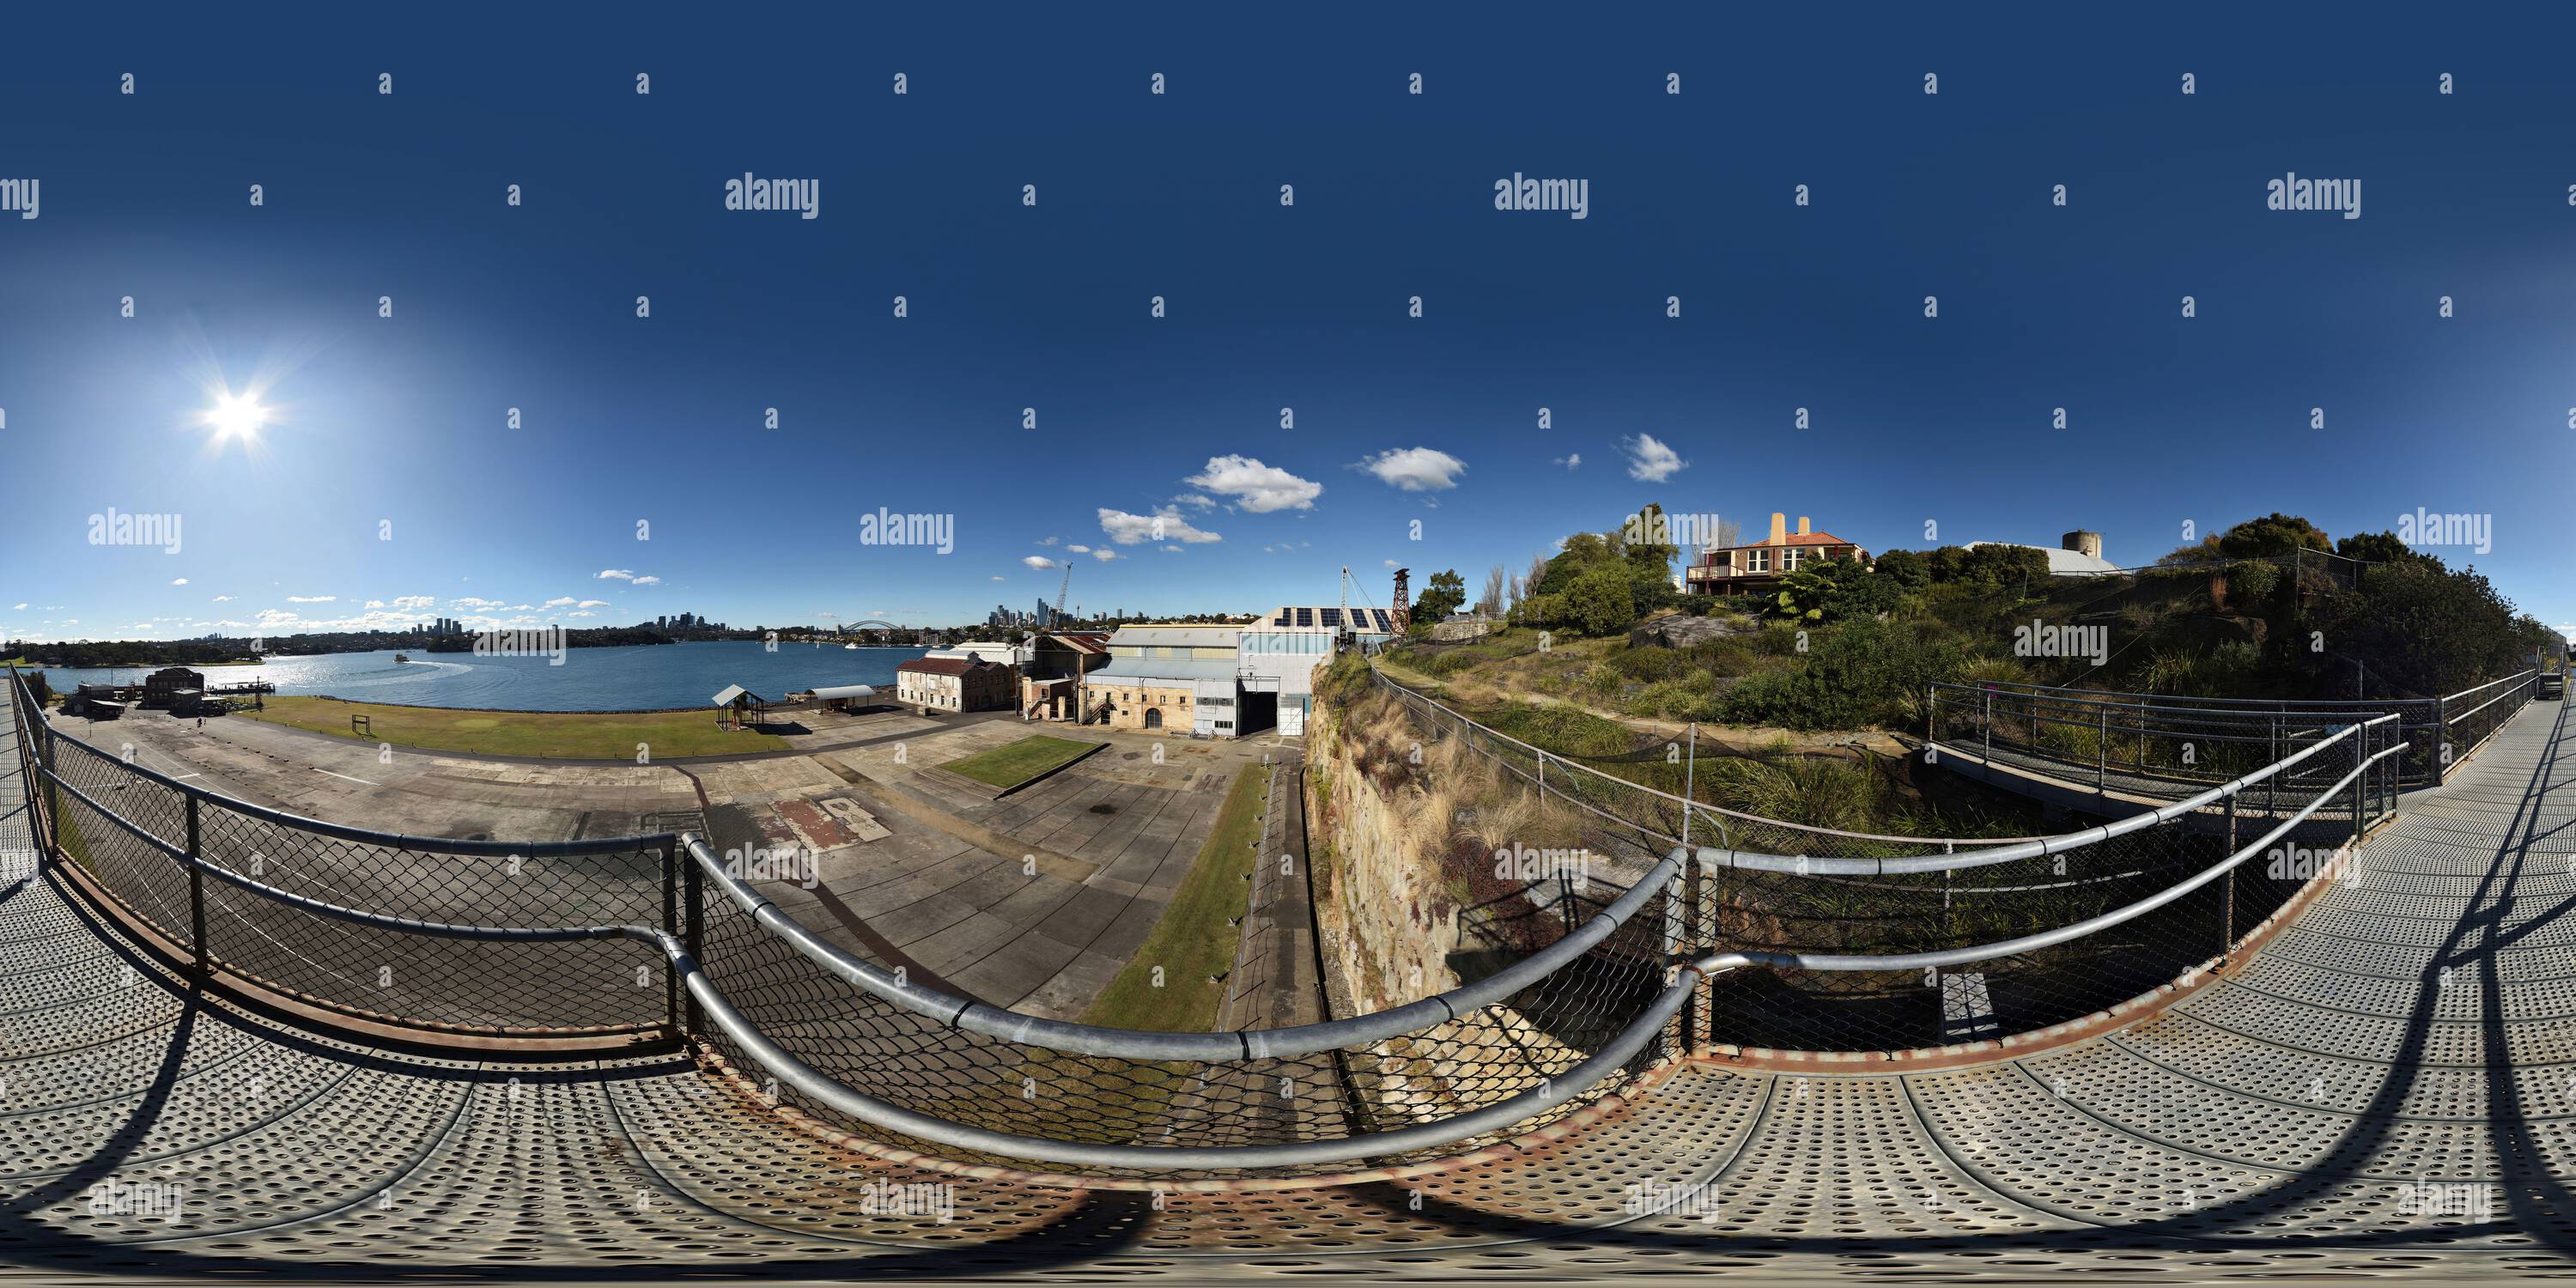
[5,685,2573,1281]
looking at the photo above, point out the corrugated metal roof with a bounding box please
[897,657,997,676]
[809,683,878,700]
[1083,659,1239,685]
[1960,541,2123,576]
[1106,626,1241,649]
[710,684,747,707]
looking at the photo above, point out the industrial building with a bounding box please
[1239,605,1396,735]
[1959,530,2122,576]
[1082,624,1249,736]
[895,655,1016,714]
[1019,630,1110,722]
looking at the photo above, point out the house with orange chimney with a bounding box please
[1683,512,1868,595]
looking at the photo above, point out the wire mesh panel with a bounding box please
[1930,680,2438,793]
[0,659,2423,1176]
[38,727,669,1032]
[1375,665,2383,1057]
[691,856,1674,1179]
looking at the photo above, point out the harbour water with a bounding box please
[30,641,930,712]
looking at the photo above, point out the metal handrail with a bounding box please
[1373,665,2039,847]
[17,721,1687,1168]
[0,663,2425,1170]
[1694,715,2394,876]
[1694,741,2406,975]
[684,830,1684,1062]
[1938,677,2435,711]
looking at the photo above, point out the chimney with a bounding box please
[1796,516,1811,536]
[1768,513,1788,544]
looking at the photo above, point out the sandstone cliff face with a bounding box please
[1305,689,1463,1021]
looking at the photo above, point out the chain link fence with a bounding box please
[1366,663,2401,1056]
[1930,671,2533,795]
[16,673,672,1033]
[2,659,2430,1174]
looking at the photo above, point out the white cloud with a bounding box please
[1036,536,1060,546]
[1382,559,1398,568]
[287,595,337,604]
[453,597,505,610]
[171,577,190,586]
[1621,434,1686,482]
[1355,447,1467,492]
[1554,453,1582,469]
[1163,544,1183,553]
[631,575,660,586]
[1170,493,1217,509]
[577,599,609,608]
[364,600,386,609]
[211,595,232,603]
[1098,507,1222,546]
[1021,555,1057,570]
[391,595,434,611]
[1092,548,1119,562]
[544,597,577,607]
[1183,454,1321,513]
[568,611,597,618]
[596,568,638,580]
[990,575,1006,581]
[10,603,25,610]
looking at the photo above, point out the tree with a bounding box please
[1873,549,1930,589]
[1534,533,1613,597]
[2217,513,2331,559]
[1773,556,1898,623]
[1479,566,1508,617]
[1623,502,1680,577]
[2318,559,2522,696]
[1410,569,1467,628]
[1566,564,1636,635]
[1515,592,1569,629]
[2335,530,2423,566]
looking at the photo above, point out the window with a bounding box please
[1783,548,1804,571]
[1748,549,1769,573]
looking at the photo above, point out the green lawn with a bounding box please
[1077,764,1267,1032]
[936,734,1101,790]
[243,696,788,759]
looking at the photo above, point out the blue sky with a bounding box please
[5,3,2574,641]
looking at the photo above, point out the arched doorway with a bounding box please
[1144,707,1163,730]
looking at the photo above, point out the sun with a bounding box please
[204,392,268,440]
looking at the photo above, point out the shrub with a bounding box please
[2226,558,2281,604]
[1611,647,1685,683]
[1566,564,1636,635]
[1515,592,1568,629]
[1718,617,1966,730]
[1580,662,1623,696]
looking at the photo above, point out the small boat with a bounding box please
[393,653,410,664]
[844,643,858,650]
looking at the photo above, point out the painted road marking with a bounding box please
[314,769,379,787]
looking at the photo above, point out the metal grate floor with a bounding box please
[4,692,2574,1280]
